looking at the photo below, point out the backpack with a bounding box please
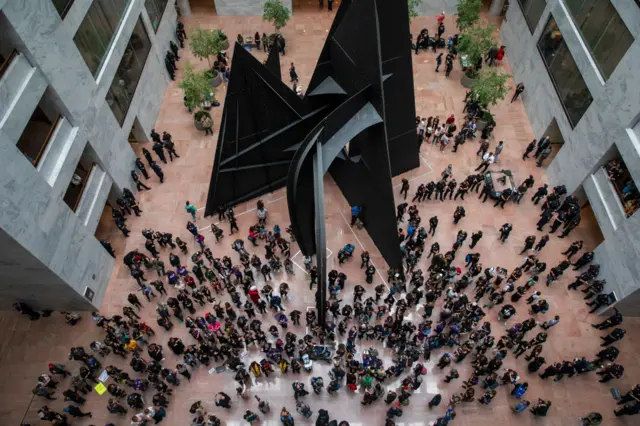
[251,362,262,377]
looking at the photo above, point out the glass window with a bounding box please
[517,0,547,33]
[51,0,75,18]
[144,0,169,32]
[73,0,129,77]
[106,17,152,126]
[565,0,634,79]
[537,16,593,128]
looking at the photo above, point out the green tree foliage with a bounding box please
[178,62,212,112]
[263,0,291,33]
[408,0,423,21]
[472,68,511,108]
[456,0,482,31]
[457,22,497,77]
[189,28,226,66]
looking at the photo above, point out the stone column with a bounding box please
[177,0,192,16]
[489,0,505,16]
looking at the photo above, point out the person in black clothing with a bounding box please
[521,235,536,254]
[600,328,626,346]
[400,179,410,199]
[531,184,548,204]
[429,216,438,235]
[499,223,512,243]
[135,158,149,179]
[150,161,164,183]
[511,82,525,102]
[163,138,180,161]
[562,240,583,259]
[153,141,167,164]
[478,181,493,203]
[100,240,116,258]
[537,211,553,231]
[327,0,333,11]
[494,188,512,209]
[573,251,594,270]
[453,206,465,224]
[150,129,162,143]
[435,53,443,72]
[549,211,567,233]
[592,308,623,330]
[469,230,482,248]
[588,293,613,313]
[131,171,151,191]
[534,235,549,252]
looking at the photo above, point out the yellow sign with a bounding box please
[95,382,107,395]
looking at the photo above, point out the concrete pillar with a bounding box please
[489,0,505,16]
[177,0,192,16]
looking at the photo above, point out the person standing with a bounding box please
[319,0,324,9]
[135,158,150,179]
[400,179,410,200]
[327,0,333,11]
[522,139,536,160]
[200,114,214,135]
[131,171,151,191]
[534,136,551,158]
[150,161,164,183]
[445,55,453,77]
[153,141,167,164]
[531,184,548,205]
[521,235,536,254]
[494,141,504,163]
[475,152,494,173]
[511,83,525,102]
[499,223,512,243]
[289,62,298,83]
[537,146,552,167]
[435,53,443,72]
[162,133,180,160]
[185,201,197,221]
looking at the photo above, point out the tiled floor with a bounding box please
[2,6,639,426]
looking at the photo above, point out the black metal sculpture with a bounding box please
[205,0,418,326]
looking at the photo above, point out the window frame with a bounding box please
[73,0,130,78]
[51,0,76,19]
[536,15,594,128]
[105,16,152,126]
[144,0,169,33]
[564,0,634,80]
[516,0,547,33]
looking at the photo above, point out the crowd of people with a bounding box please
[23,11,639,426]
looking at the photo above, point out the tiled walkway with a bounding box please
[1,7,638,426]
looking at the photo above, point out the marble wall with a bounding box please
[0,0,177,310]
[214,0,292,16]
[416,0,459,17]
[501,0,640,314]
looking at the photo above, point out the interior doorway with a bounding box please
[128,117,146,145]
[541,117,565,165]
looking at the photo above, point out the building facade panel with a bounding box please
[0,0,176,310]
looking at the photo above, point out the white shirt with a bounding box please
[419,120,426,131]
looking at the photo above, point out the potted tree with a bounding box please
[189,28,226,87]
[214,29,229,51]
[456,0,482,31]
[470,68,511,130]
[407,0,423,22]
[263,0,290,33]
[179,62,216,129]
[457,22,497,88]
